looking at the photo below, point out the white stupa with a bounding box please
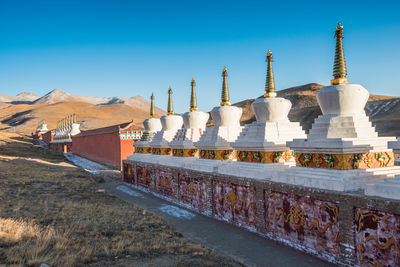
[35,120,48,135]
[132,93,162,155]
[52,114,80,143]
[149,86,183,156]
[272,23,400,192]
[219,50,306,178]
[169,78,209,157]
[186,67,243,172]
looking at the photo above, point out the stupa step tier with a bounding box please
[169,128,204,157]
[234,121,306,150]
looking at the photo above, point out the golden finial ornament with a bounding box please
[331,22,348,85]
[190,78,198,111]
[220,66,230,106]
[264,50,277,98]
[150,93,155,118]
[167,86,174,115]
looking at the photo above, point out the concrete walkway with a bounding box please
[102,182,337,267]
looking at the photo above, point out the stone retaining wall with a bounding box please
[123,160,400,266]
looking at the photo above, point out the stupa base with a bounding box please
[134,147,152,154]
[365,175,400,200]
[271,166,400,192]
[171,148,199,157]
[151,147,172,156]
[217,161,293,179]
[294,151,394,170]
[127,153,161,163]
[236,150,295,163]
[183,158,233,173]
[199,149,237,160]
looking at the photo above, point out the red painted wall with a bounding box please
[72,132,133,167]
[49,142,71,153]
[120,138,134,165]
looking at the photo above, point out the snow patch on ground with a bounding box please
[116,185,145,198]
[159,204,195,219]
[367,99,400,117]
[65,154,107,174]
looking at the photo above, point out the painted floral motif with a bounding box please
[237,150,295,163]
[123,162,135,184]
[136,165,152,189]
[265,191,340,257]
[172,148,199,157]
[135,146,152,154]
[179,175,207,211]
[295,152,394,170]
[214,182,256,229]
[355,208,400,267]
[172,149,184,157]
[152,147,172,155]
[154,170,176,198]
[199,150,236,160]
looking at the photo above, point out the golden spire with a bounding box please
[190,78,198,111]
[264,50,277,97]
[167,86,174,115]
[150,93,155,118]
[220,66,230,106]
[331,22,348,85]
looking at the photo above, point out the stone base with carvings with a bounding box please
[135,146,152,154]
[199,149,236,160]
[295,152,394,170]
[237,150,295,163]
[172,148,199,157]
[152,147,172,156]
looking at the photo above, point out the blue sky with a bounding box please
[1,0,399,113]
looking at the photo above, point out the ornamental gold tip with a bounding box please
[220,66,231,106]
[264,49,276,97]
[167,86,174,115]
[331,22,348,85]
[263,92,277,98]
[150,93,155,118]
[190,78,198,111]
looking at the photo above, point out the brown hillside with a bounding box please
[0,101,165,134]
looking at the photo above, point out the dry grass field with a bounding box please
[0,130,242,267]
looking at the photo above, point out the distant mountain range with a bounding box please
[0,89,165,134]
[0,92,40,104]
[1,84,400,137]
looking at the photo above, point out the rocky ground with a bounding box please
[0,130,242,266]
